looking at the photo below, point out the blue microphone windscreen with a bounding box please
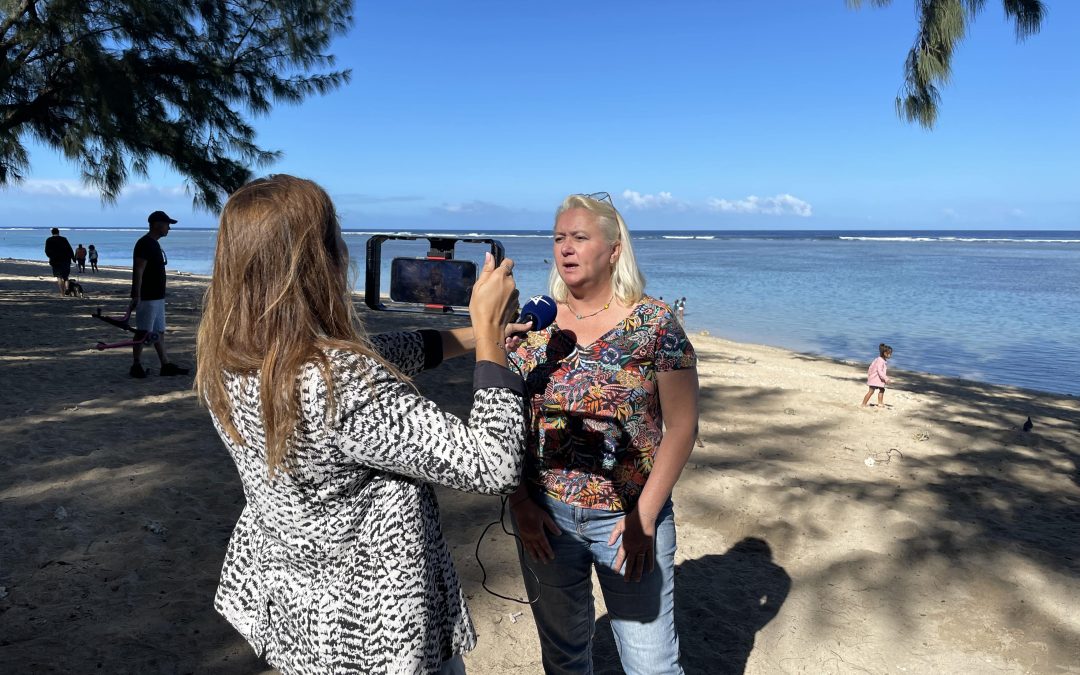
[518,295,557,331]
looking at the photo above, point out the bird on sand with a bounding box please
[1022,416,1033,432]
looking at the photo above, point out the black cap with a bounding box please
[148,210,177,225]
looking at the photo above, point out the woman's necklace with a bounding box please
[565,293,614,320]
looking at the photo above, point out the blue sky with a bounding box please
[4,0,1079,230]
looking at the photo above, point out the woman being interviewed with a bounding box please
[196,175,525,674]
[508,193,699,674]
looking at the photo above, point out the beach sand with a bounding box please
[2,258,1078,674]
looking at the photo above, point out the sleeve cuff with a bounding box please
[474,360,525,396]
[418,329,443,370]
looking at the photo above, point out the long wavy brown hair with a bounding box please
[195,174,392,475]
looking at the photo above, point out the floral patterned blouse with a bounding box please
[508,296,696,511]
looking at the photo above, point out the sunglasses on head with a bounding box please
[577,191,613,207]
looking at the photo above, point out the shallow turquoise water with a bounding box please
[4,227,1078,395]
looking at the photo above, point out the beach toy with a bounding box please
[91,306,160,350]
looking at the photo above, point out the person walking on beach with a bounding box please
[861,343,893,407]
[44,228,76,297]
[508,192,699,673]
[88,245,99,273]
[129,210,189,378]
[197,174,528,674]
[74,244,87,273]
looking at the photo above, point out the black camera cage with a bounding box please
[364,234,505,314]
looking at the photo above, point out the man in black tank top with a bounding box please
[128,211,190,378]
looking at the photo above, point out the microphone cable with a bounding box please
[474,495,541,605]
[475,298,554,604]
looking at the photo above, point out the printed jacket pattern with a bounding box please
[210,331,526,674]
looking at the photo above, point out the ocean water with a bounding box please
[4,227,1079,396]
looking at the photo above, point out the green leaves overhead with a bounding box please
[0,0,353,210]
[847,0,1046,128]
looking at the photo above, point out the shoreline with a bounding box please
[2,256,1073,399]
[2,258,1078,673]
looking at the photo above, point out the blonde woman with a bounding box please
[196,175,526,674]
[508,193,699,673]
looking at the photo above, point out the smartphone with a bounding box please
[390,257,477,307]
[365,234,504,314]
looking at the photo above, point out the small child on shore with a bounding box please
[88,244,99,273]
[861,343,893,407]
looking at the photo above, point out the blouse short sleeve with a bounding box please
[509,296,695,511]
[654,306,697,372]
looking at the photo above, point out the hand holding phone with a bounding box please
[470,253,518,363]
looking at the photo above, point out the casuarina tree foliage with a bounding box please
[1,0,353,210]
[849,0,1045,128]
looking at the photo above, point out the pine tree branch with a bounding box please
[228,0,273,67]
[0,1,35,42]
[2,0,354,207]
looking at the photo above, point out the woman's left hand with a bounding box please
[609,508,656,582]
[502,319,532,352]
[500,290,532,352]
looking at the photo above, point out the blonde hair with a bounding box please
[548,194,645,304]
[195,174,394,475]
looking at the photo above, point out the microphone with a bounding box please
[516,294,557,333]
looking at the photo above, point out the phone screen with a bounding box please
[390,257,477,307]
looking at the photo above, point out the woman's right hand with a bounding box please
[470,253,517,335]
[511,495,562,563]
[469,252,518,364]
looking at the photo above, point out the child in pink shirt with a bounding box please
[861,343,893,407]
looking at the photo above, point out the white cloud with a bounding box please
[1009,208,1026,218]
[436,200,511,215]
[620,190,681,210]
[17,179,99,198]
[707,193,812,217]
[14,179,185,199]
[123,183,187,197]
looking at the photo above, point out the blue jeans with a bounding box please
[514,494,683,674]
[439,654,465,674]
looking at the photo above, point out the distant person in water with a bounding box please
[88,245,99,273]
[861,343,893,408]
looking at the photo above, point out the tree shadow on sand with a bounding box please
[5,260,1078,671]
[678,342,1080,669]
[0,263,487,674]
[591,538,791,675]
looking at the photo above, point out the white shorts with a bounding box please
[135,299,166,334]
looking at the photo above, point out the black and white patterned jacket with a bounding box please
[209,330,526,674]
